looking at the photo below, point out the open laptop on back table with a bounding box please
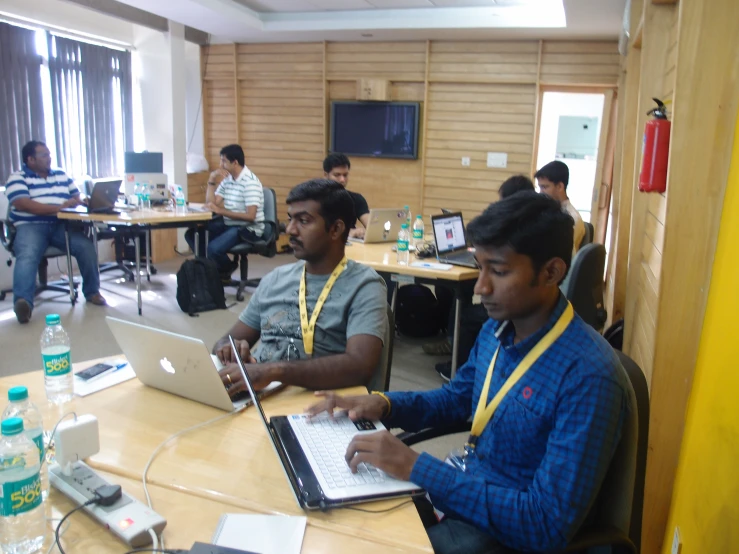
[105,317,282,412]
[347,207,407,244]
[228,336,424,510]
[61,179,122,215]
[431,212,478,268]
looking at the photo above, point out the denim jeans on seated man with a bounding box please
[185,218,262,275]
[13,222,100,308]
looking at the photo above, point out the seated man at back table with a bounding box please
[323,153,369,239]
[535,160,585,256]
[5,140,106,324]
[185,143,265,281]
[213,179,387,393]
[308,192,629,554]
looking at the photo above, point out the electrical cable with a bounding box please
[148,527,159,550]
[54,499,97,554]
[346,499,414,513]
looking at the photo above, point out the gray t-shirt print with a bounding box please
[239,260,387,364]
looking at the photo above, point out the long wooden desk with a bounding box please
[0,361,432,553]
[58,207,212,315]
[346,241,479,377]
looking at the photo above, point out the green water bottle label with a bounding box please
[43,350,71,377]
[32,434,44,463]
[413,229,423,240]
[0,471,42,516]
[398,240,409,252]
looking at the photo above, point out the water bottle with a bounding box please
[397,224,410,265]
[404,205,412,228]
[175,186,187,215]
[134,182,142,208]
[41,314,73,405]
[0,418,45,554]
[413,215,425,250]
[141,183,151,210]
[2,388,47,500]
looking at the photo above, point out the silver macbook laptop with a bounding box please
[228,336,424,510]
[348,208,408,244]
[105,317,281,411]
[431,212,478,268]
[61,180,122,214]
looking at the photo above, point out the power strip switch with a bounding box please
[49,461,166,547]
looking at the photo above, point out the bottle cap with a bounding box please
[404,205,409,209]
[401,223,408,229]
[8,386,29,402]
[1,418,24,436]
[46,314,61,326]
[416,215,422,219]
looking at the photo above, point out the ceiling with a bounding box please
[110,0,626,43]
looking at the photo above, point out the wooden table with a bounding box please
[346,241,479,377]
[58,207,212,315]
[0,362,432,553]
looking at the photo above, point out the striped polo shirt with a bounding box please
[215,165,265,235]
[5,165,79,225]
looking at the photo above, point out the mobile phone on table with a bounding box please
[75,363,114,381]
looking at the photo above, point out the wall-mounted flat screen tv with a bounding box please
[330,101,420,160]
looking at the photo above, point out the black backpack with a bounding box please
[176,258,227,316]
[395,284,443,338]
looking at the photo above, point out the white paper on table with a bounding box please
[73,366,136,397]
[212,514,307,554]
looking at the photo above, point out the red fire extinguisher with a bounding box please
[639,98,671,193]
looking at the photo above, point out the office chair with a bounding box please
[224,188,279,301]
[581,222,594,248]
[0,197,78,303]
[367,305,396,393]
[561,243,608,332]
[398,350,649,554]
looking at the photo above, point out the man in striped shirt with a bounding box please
[4,141,106,324]
[185,144,265,280]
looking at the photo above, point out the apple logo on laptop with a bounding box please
[384,221,391,232]
[160,357,175,374]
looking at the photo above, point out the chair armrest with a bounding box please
[1,220,15,254]
[397,420,472,447]
[564,525,636,554]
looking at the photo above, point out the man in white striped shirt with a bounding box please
[185,144,265,280]
[4,141,106,324]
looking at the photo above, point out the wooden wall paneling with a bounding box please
[428,41,538,84]
[642,0,739,550]
[233,44,241,144]
[326,42,426,82]
[540,42,621,86]
[322,40,327,158]
[419,40,431,215]
[200,46,211,175]
[530,40,543,176]
[235,42,323,80]
[590,90,616,242]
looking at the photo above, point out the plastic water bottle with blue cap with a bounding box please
[0,418,45,554]
[2,387,47,500]
[41,314,73,404]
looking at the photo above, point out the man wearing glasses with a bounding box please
[212,179,387,393]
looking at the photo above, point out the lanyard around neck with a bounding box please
[466,302,575,452]
[299,257,348,356]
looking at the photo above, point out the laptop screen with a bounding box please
[433,214,467,254]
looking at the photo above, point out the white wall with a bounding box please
[185,42,204,158]
[536,92,605,222]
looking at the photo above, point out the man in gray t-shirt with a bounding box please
[213,179,387,394]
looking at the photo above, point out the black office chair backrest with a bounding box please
[562,243,607,332]
[581,222,594,248]
[0,193,15,254]
[367,305,395,393]
[262,187,278,246]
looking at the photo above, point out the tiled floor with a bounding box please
[0,252,466,457]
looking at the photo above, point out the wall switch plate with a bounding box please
[487,152,508,168]
[461,157,470,167]
[672,526,682,554]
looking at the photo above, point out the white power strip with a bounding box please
[49,461,166,547]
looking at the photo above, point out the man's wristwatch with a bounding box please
[207,181,217,186]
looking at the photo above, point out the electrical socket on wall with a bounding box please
[461,157,471,167]
[672,526,682,554]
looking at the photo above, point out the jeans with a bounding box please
[13,222,100,308]
[185,218,262,272]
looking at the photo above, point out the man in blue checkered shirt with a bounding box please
[308,192,630,553]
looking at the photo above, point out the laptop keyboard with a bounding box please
[292,415,387,489]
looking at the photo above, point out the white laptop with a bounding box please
[105,317,281,411]
[348,207,408,244]
[228,336,424,510]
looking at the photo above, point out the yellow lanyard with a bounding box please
[466,302,574,452]
[299,257,348,356]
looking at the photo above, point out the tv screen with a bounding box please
[330,101,420,160]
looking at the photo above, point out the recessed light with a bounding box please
[361,33,373,38]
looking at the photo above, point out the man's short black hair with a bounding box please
[535,160,570,189]
[499,175,535,199]
[220,144,245,167]
[22,141,46,165]
[287,179,356,241]
[323,153,351,174]
[468,191,573,275]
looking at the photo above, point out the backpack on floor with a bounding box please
[176,258,227,317]
[395,284,443,338]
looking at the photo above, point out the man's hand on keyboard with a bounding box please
[306,392,387,421]
[345,431,419,481]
